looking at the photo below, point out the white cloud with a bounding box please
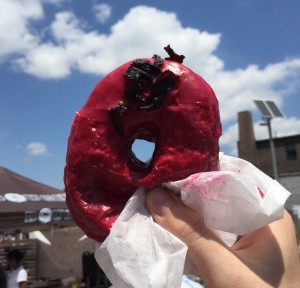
[93,3,112,23]
[3,5,223,78]
[26,142,48,156]
[0,0,43,58]
[43,0,68,5]
[1,3,300,154]
[211,59,300,122]
[254,117,300,140]
[2,3,299,110]
[0,0,69,60]
[14,43,71,78]
[219,123,239,156]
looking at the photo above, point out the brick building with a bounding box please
[238,111,300,177]
[237,111,300,226]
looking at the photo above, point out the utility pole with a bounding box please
[254,100,284,180]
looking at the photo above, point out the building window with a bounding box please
[285,143,297,160]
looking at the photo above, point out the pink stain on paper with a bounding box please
[180,172,227,201]
[257,187,265,198]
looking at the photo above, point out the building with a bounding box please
[238,111,300,227]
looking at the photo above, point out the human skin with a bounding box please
[19,282,27,288]
[146,187,300,288]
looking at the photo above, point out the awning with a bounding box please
[0,167,74,233]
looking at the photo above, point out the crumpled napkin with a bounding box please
[95,154,291,288]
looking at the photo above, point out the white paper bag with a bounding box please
[96,187,187,288]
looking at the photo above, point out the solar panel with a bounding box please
[265,101,284,117]
[253,100,273,118]
[253,100,284,119]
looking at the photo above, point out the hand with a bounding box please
[146,187,300,287]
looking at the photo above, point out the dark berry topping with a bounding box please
[164,44,185,64]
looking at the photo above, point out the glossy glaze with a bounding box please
[64,57,222,241]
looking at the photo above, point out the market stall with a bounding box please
[0,166,74,234]
[0,167,113,286]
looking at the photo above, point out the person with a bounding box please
[6,250,27,288]
[0,262,7,288]
[146,187,300,287]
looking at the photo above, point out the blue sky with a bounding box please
[1,0,300,189]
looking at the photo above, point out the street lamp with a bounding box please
[253,100,284,180]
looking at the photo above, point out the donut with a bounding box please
[64,46,222,242]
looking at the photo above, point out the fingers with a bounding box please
[146,186,217,246]
[145,187,250,284]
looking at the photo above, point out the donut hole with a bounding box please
[130,139,155,169]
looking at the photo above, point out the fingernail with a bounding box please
[147,187,175,216]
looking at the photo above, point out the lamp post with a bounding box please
[260,118,278,180]
[254,100,284,180]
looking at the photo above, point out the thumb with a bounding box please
[146,186,217,246]
[146,187,223,246]
[146,187,249,284]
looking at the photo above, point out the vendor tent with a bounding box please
[0,167,74,234]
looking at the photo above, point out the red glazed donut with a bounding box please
[64,46,222,242]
